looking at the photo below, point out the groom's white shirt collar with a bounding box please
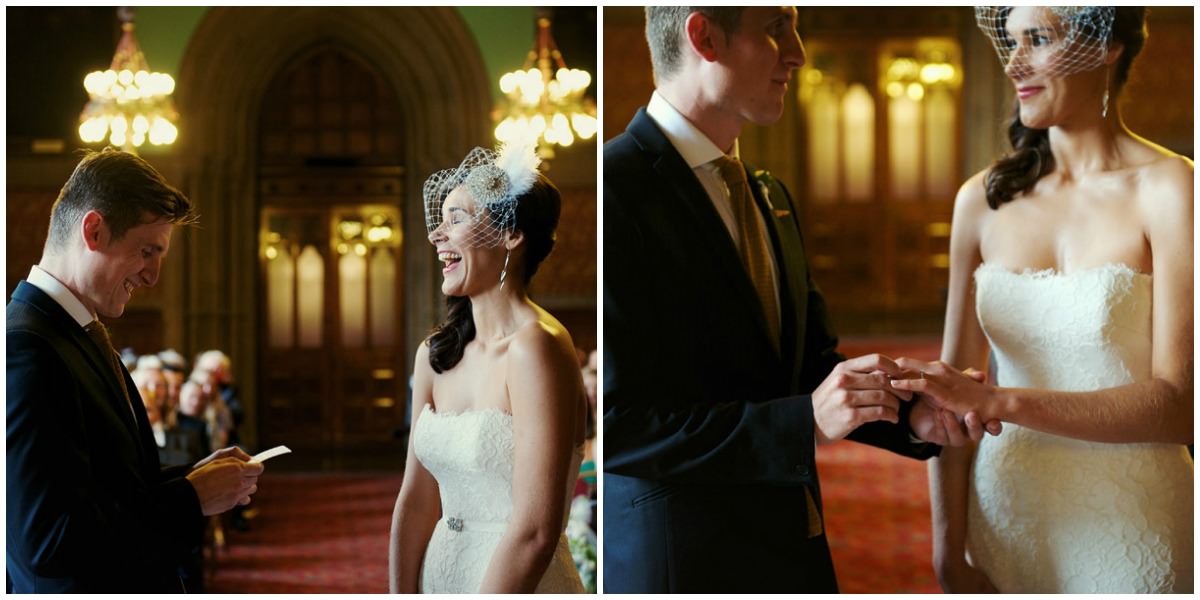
[27,265,94,328]
[646,91,740,168]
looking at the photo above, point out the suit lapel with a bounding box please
[627,110,783,370]
[12,282,145,448]
[747,175,811,394]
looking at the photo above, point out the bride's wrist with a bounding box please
[986,386,1016,422]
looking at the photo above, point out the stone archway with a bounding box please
[173,7,491,449]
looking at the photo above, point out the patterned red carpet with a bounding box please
[821,336,942,593]
[209,473,402,593]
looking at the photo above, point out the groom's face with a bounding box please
[708,7,806,126]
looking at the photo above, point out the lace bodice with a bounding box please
[415,407,521,524]
[976,262,1152,391]
[967,263,1193,593]
[413,405,583,593]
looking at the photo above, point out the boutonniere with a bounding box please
[753,169,791,218]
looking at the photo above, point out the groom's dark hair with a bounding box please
[645,7,744,82]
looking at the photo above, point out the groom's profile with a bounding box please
[602,6,985,592]
[6,149,264,592]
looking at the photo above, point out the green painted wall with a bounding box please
[457,7,536,101]
[136,6,209,76]
[129,7,536,103]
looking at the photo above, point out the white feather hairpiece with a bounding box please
[494,136,541,199]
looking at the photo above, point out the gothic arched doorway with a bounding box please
[257,45,407,456]
[174,7,491,461]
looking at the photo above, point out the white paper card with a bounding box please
[251,445,292,463]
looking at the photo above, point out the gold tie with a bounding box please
[714,156,780,352]
[85,320,135,417]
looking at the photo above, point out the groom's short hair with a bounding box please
[645,7,744,82]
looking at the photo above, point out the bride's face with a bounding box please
[428,186,507,297]
[1003,6,1112,129]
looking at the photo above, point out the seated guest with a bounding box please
[196,349,244,447]
[190,368,231,452]
[132,356,169,447]
[158,348,187,423]
[176,381,211,464]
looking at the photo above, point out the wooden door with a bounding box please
[255,45,407,458]
[797,31,964,333]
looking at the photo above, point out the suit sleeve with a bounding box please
[782,181,939,461]
[602,176,815,486]
[6,330,204,578]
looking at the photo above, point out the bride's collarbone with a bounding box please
[430,353,512,413]
[981,190,1151,275]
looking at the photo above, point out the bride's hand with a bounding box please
[892,359,1003,424]
[936,559,999,593]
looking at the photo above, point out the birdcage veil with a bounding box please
[975,6,1116,79]
[423,139,541,248]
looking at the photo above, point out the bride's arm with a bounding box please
[389,343,441,593]
[928,173,996,592]
[895,161,1193,444]
[477,324,581,593]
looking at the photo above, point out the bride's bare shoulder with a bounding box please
[952,169,995,226]
[509,313,576,369]
[1137,151,1193,232]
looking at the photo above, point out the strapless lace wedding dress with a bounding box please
[968,263,1193,592]
[413,405,584,593]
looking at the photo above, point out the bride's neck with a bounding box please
[470,286,530,341]
[1047,111,1129,177]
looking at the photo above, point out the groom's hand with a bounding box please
[187,456,264,516]
[812,354,910,443]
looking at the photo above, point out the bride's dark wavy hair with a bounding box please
[984,7,1148,209]
[426,173,562,373]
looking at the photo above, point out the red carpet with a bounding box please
[210,473,402,593]
[820,336,942,593]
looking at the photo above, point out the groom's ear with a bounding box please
[684,12,723,63]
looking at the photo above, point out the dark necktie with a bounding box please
[84,319,136,420]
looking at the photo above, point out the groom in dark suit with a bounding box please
[604,7,990,592]
[7,149,265,592]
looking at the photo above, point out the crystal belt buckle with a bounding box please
[447,517,464,532]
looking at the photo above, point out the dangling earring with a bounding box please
[1101,68,1110,118]
[499,250,510,290]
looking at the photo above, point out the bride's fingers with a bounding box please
[941,409,968,446]
[963,411,986,443]
[984,419,1004,436]
[963,368,987,383]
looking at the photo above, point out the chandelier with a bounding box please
[493,10,597,157]
[78,7,178,153]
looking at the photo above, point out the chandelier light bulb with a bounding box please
[572,113,597,140]
[148,117,177,145]
[491,12,596,154]
[78,12,179,153]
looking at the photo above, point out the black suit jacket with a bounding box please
[6,281,204,593]
[603,109,937,593]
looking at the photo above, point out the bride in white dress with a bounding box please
[892,6,1193,593]
[387,142,586,593]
